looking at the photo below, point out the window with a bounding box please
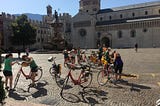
[120,14,123,18]
[132,13,135,17]
[130,30,136,38]
[100,17,103,21]
[37,38,40,42]
[117,31,122,39]
[79,29,87,37]
[97,32,101,38]
[145,11,148,15]
[109,16,112,20]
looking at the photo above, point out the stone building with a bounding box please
[0,12,15,50]
[71,0,160,48]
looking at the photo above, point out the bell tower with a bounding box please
[79,0,100,14]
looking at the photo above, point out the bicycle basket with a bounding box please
[54,64,61,74]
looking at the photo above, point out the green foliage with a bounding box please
[11,14,37,49]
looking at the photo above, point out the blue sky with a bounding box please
[0,0,158,16]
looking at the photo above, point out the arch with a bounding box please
[101,37,110,47]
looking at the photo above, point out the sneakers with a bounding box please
[28,83,36,87]
[5,86,9,90]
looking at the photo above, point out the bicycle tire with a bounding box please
[13,71,21,89]
[49,67,55,76]
[80,72,92,88]
[54,73,65,88]
[60,76,70,97]
[34,67,43,82]
[97,70,109,86]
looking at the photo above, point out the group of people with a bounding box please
[2,46,124,91]
[63,48,87,66]
[2,53,38,91]
[98,45,124,81]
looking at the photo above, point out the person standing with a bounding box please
[22,55,38,87]
[3,53,17,90]
[135,43,138,52]
[114,53,123,81]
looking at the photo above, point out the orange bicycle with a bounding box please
[97,63,115,86]
[61,63,92,89]
[13,62,43,89]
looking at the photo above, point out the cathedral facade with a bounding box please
[71,0,160,48]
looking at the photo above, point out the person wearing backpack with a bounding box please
[114,53,123,81]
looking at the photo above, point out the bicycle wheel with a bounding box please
[80,72,92,88]
[54,73,65,88]
[49,67,55,76]
[97,70,109,86]
[13,71,21,89]
[35,67,43,82]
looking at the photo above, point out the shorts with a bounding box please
[31,67,38,72]
[3,70,13,76]
[114,65,123,74]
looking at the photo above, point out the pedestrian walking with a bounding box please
[135,43,138,52]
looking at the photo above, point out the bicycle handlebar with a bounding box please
[16,61,29,67]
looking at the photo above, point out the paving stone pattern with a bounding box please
[1,48,160,106]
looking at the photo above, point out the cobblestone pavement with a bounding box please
[1,48,160,106]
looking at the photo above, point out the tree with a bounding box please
[11,14,37,50]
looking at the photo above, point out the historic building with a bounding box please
[1,0,160,50]
[0,13,15,50]
[71,0,160,48]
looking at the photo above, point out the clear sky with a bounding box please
[0,0,158,16]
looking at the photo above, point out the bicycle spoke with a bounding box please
[13,72,21,89]
[97,70,108,86]
[34,67,43,82]
[80,72,92,88]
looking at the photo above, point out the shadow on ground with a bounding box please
[8,80,49,101]
[60,87,108,106]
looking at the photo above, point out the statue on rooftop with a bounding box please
[54,10,58,21]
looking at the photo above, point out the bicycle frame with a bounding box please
[67,69,86,85]
[18,66,30,78]
[103,64,115,79]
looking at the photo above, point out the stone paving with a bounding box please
[1,48,160,106]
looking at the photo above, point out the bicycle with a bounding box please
[61,62,93,90]
[97,63,115,86]
[48,56,65,88]
[13,61,43,89]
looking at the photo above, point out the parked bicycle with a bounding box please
[48,56,65,88]
[61,62,93,90]
[13,61,43,89]
[97,63,115,86]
